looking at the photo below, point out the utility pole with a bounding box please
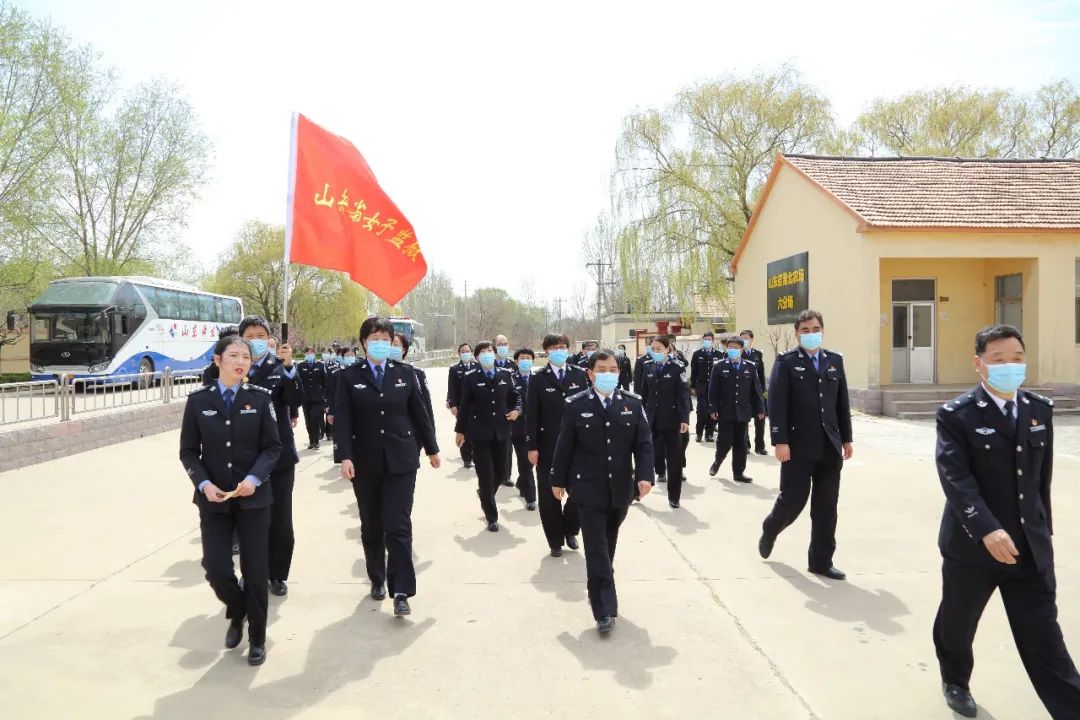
[462,280,468,344]
[554,297,563,327]
[585,260,616,344]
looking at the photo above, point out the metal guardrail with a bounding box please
[415,349,454,363]
[0,369,198,427]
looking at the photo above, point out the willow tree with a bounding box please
[610,67,837,318]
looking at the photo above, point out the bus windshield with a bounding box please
[31,311,112,344]
[32,281,118,306]
[391,321,415,341]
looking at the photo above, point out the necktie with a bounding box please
[558,369,564,383]
[374,364,384,390]
[812,354,820,373]
[223,388,234,414]
[487,371,495,380]
[603,396,610,411]
[1004,400,1016,431]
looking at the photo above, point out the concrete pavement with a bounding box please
[0,372,1077,719]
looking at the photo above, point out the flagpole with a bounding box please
[282,112,300,343]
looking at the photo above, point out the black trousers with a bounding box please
[200,503,271,645]
[512,435,535,502]
[761,444,842,569]
[504,437,514,482]
[934,555,1080,718]
[302,402,324,445]
[537,459,580,550]
[653,427,685,503]
[351,471,417,597]
[472,435,509,523]
[459,436,474,466]
[694,387,715,438]
[745,416,767,452]
[578,504,629,621]
[268,466,295,581]
[714,420,749,477]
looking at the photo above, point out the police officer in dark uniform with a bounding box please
[180,335,281,666]
[526,334,587,556]
[511,348,536,510]
[632,348,651,395]
[325,348,356,460]
[336,317,440,618]
[448,343,477,469]
[494,334,519,487]
[932,324,1080,719]
[741,330,769,455]
[573,340,599,370]
[201,325,240,386]
[391,333,435,454]
[455,341,522,532]
[238,316,303,598]
[758,310,852,581]
[615,344,633,391]
[551,350,654,634]
[640,335,691,507]
[690,331,720,442]
[708,335,764,483]
[297,345,328,450]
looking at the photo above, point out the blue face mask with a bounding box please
[496,345,510,358]
[304,353,315,363]
[701,339,713,351]
[615,348,625,358]
[548,349,569,366]
[248,339,269,358]
[726,348,742,361]
[460,352,474,364]
[388,346,404,362]
[518,359,534,374]
[478,351,496,368]
[340,356,356,366]
[799,332,823,351]
[649,349,667,363]
[984,362,1026,394]
[321,353,331,362]
[593,372,619,394]
[366,339,392,361]
[586,350,595,359]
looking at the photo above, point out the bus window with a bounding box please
[136,285,157,313]
[198,296,215,321]
[222,299,241,323]
[213,298,223,322]
[179,293,199,321]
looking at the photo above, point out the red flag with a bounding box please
[286,114,427,305]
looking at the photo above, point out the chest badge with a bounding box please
[580,412,594,418]
[975,427,995,435]
[201,409,217,417]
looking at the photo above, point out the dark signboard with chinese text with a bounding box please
[766,252,809,325]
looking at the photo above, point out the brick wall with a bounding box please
[0,402,183,473]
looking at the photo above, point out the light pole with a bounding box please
[431,313,456,349]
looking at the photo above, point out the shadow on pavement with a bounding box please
[716,476,776,501]
[141,605,435,719]
[163,559,206,589]
[503,505,541,528]
[319,478,349,495]
[453,527,525,557]
[529,552,587,603]
[556,617,677,689]
[765,561,910,636]
[646,505,711,534]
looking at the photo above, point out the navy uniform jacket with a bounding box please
[412,365,435,428]
[333,360,439,475]
[325,365,345,414]
[495,357,519,374]
[768,348,852,460]
[247,356,303,469]
[708,358,764,422]
[297,360,328,405]
[632,354,650,395]
[617,355,632,391]
[447,360,478,409]
[201,362,217,386]
[180,383,282,513]
[455,366,522,442]
[525,363,590,459]
[744,347,767,401]
[511,369,533,439]
[640,358,692,432]
[937,385,1055,570]
[690,347,720,390]
[550,389,655,509]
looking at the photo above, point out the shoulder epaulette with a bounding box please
[566,389,591,404]
[496,366,514,373]
[744,359,757,366]
[942,392,976,413]
[779,348,799,358]
[464,369,478,376]
[192,384,213,394]
[619,390,642,400]
[672,358,686,368]
[243,383,272,395]
[1024,390,1054,407]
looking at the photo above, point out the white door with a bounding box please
[909,302,935,383]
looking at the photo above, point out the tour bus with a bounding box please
[29,276,243,380]
[389,317,426,355]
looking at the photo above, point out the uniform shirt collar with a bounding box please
[217,378,241,395]
[367,358,385,374]
[982,384,1018,415]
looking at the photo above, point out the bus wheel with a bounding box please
[138,357,154,388]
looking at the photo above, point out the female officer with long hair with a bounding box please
[335,317,441,617]
[180,335,282,666]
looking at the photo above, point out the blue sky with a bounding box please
[21,0,1080,304]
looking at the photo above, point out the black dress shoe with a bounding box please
[705,436,714,443]
[758,533,775,559]
[269,579,287,597]
[708,461,720,477]
[943,684,978,718]
[734,475,753,483]
[755,448,768,456]
[565,535,580,551]
[809,565,847,581]
[526,501,537,511]
[225,620,244,649]
[550,547,563,558]
[657,474,667,483]
[313,442,320,450]
[463,461,473,469]
[248,644,267,666]
[393,594,411,617]
[596,616,614,634]
[487,521,499,532]
[371,584,387,601]
[501,478,515,487]
[695,434,702,443]
[669,501,680,509]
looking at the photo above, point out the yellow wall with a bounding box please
[0,334,30,375]
[734,163,873,388]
